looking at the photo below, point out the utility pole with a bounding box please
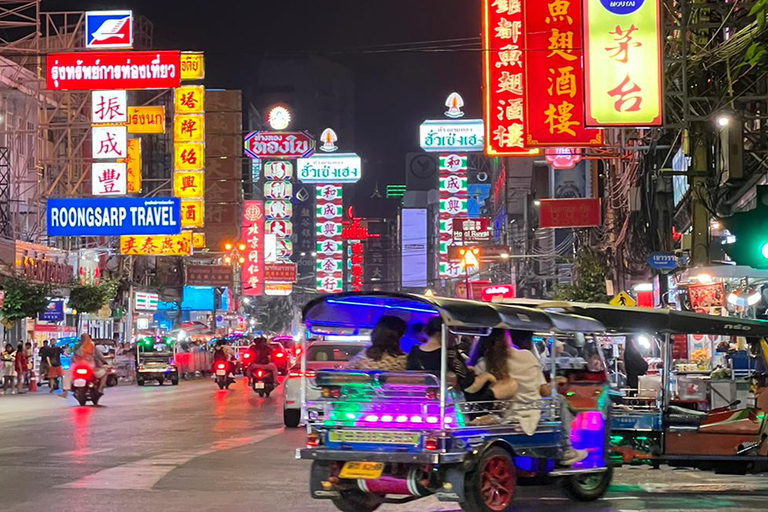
[689,125,711,267]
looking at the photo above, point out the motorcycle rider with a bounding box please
[212,339,234,377]
[61,333,108,398]
[246,337,278,385]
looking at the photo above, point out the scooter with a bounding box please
[213,361,235,390]
[71,364,103,406]
[251,367,275,397]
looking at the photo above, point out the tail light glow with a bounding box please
[424,437,438,451]
[289,370,316,378]
[217,363,227,370]
[275,352,285,359]
[256,370,264,378]
[75,367,89,376]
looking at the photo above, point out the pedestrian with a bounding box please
[1,343,17,394]
[38,339,51,387]
[24,342,34,389]
[47,342,64,393]
[15,343,28,393]
[624,336,649,394]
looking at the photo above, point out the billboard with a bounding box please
[85,10,133,49]
[47,51,181,90]
[523,0,603,146]
[297,153,361,184]
[584,0,663,126]
[401,209,428,289]
[315,185,343,294]
[244,131,316,160]
[439,155,468,278]
[186,265,233,287]
[47,197,181,237]
[127,106,166,134]
[538,198,601,228]
[481,0,538,157]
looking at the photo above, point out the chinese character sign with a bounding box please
[264,161,293,181]
[174,142,204,171]
[315,185,343,294]
[524,0,603,146]
[119,233,192,256]
[173,171,204,199]
[91,162,127,196]
[180,199,204,228]
[92,126,127,159]
[241,200,264,296]
[482,0,537,157]
[174,85,204,114]
[439,154,468,278]
[173,114,205,142]
[122,138,142,193]
[583,0,662,126]
[92,90,127,124]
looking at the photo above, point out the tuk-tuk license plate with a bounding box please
[339,462,384,480]
[328,430,420,446]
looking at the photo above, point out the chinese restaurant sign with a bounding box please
[523,0,603,146]
[241,201,264,296]
[583,0,662,126]
[482,0,537,157]
[47,51,181,90]
[119,233,192,256]
[180,199,204,228]
[244,131,316,160]
[127,106,165,134]
[538,198,601,228]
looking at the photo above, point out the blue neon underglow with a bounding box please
[325,298,440,315]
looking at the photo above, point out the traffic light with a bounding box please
[721,186,768,268]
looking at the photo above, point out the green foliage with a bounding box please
[741,1,768,68]
[553,252,610,303]
[0,277,52,321]
[68,280,119,314]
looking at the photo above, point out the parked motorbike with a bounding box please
[214,361,235,390]
[71,364,103,406]
[251,367,275,397]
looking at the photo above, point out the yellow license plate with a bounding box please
[339,461,384,480]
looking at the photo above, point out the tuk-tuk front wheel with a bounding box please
[461,447,517,512]
[561,467,613,502]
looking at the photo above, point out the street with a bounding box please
[0,379,765,512]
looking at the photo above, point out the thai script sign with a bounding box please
[297,153,361,184]
[46,51,181,90]
[47,197,181,236]
[419,119,484,152]
[127,106,166,134]
[244,131,316,160]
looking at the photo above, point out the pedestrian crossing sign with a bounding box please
[610,291,636,308]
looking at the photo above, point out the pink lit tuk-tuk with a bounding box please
[296,293,612,512]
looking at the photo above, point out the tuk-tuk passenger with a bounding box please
[347,316,408,371]
[470,328,587,466]
[407,316,497,396]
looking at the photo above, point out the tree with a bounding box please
[554,251,610,303]
[252,296,295,334]
[0,277,51,322]
[68,280,120,327]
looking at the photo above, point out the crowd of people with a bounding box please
[346,315,588,466]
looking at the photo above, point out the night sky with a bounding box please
[53,0,482,209]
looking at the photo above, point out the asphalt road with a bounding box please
[1,379,768,512]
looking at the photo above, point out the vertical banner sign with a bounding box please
[523,0,603,146]
[439,154,468,278]
[315,185,343,294]
[173,84,205,230]
[482,0,538,157]
[264,161,294,277]
[584,0,662,126]
[294,185,315,286]
[122,138,141,193]
[241,201,264,296]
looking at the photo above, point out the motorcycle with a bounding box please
[251,367,275,397]
[71,364,103,406]
[213,361,235,390]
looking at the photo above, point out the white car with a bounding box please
[283,340,364,428]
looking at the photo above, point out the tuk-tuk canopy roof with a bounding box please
[302,293,605,335]
[502,299,768,337]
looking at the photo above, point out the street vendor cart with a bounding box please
[296,293,613,512]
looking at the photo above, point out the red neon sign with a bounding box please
[241,201,264,296]
[47,51,181,91]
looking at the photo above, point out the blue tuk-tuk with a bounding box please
[296,293,612,512]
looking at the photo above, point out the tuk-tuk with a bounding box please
[296,293,613,512]
[136,335,179,386]
[506,301,768,475]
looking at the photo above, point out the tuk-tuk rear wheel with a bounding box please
[461,447,517,512]
[560,467,613,502]
[309,460,382,512]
